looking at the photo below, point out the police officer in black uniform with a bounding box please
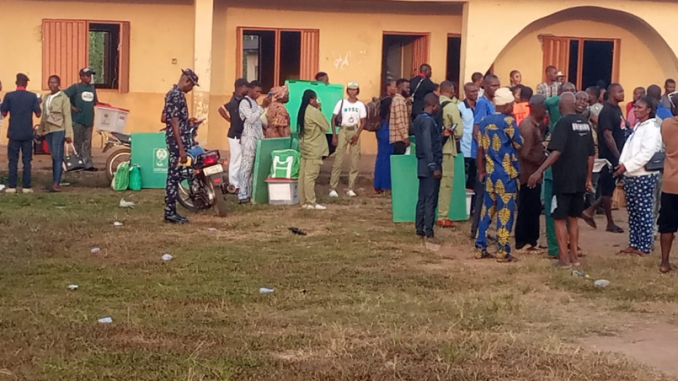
[164,69,199,223]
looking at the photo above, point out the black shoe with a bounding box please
[165,214,189,224]
[85,167,99,172]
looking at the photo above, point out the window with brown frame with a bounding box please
[236,28,319,91]
[42,19,130,92]
[381,33,429,93]
[542,35,620,90]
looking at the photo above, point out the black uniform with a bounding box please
[413,112,443,238]
[163,85,192,218]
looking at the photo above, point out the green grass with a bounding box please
[1,189,677,380]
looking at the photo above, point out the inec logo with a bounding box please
[153,148,169,173]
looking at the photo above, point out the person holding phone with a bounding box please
[436,81,463,227]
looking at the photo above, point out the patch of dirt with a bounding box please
[581,322,678,376]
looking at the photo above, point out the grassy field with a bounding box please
[1,188,678,380]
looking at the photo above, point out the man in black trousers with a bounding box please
[413,93,443,245]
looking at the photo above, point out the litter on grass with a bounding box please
[113,221,123,226]
[119,199,135,208]
[162,254,173,261]
[90,247,101,254]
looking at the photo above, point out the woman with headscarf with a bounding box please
[297,90,329,210]
[39,75,73,192]
[265,86,290,138]
[614,96,663,256]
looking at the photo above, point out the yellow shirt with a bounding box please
[299,105,329,159]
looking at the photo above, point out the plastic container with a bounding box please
[129,165,141,191]
[466,190,474,218]
[265,178,299,205]
[94,103,129,134]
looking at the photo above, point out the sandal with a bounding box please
[581,213,597,229]
[606,225,624,234]
[660,264,673,274]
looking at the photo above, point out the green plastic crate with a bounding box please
[285,80,344,134]
[130,132,168,189]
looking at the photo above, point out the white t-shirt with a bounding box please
[333,99,367,127]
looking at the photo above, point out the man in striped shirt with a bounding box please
[390,78,411,155]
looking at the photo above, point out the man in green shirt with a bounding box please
[64,68,99,171]
[436,81,463,227]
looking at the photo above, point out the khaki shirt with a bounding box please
[439,95,463,156]
[300,105,330,159]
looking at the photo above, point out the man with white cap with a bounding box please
[329,81,366,198]
[474,87,523,262]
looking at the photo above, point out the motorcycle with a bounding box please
[101,131,132,181]
[177,143,228,217]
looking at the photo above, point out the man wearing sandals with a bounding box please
[528,93,595,268]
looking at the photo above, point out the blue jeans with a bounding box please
[8,139,33,189]
[46,130,66,184]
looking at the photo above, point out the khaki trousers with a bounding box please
[299,157,322,205]
[330,127,361,191]
[437,153,454,221]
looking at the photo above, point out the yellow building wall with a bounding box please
[493,19,666,99]
[461,1,678,87]
[0,0,194,145]
[208,5,463,154]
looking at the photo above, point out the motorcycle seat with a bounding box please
[111,132,131,144]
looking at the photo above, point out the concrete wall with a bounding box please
[208,0,463,153]
[0,0,194,144]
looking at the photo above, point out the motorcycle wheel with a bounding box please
[210,181,228,217]
[105,148,131,182]
[178,179,210,211]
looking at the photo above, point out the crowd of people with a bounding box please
[4,63,678,272]
[1,69,100,193]
[390,63,677,272]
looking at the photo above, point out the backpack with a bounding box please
[364,97,382,132]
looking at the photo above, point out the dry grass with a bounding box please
[1,188,677,380]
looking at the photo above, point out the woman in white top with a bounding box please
[328,81,367,198]
[613,96,663,255]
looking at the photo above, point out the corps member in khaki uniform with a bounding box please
[297,90,330,210]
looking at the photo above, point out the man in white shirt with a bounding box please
[329,81,367,197]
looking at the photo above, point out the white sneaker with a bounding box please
[313,204,327,210]
[301,204,313,210]
[346,190,357,197]
[5,188,17,194]
[22,188,34,194]
[329,190,339,198]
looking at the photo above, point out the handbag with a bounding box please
[334,99,344,127]
[63,143,86,172]
[645,151,665,172]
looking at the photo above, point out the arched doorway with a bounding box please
[492,6,678,91]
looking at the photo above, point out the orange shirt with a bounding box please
[513,102,530,126]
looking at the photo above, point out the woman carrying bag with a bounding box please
[297,89,329,210]
[39,75,73,192]
[614,96,663,255]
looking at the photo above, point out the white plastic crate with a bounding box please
[266,178,299,205]
[94,104,129,133]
